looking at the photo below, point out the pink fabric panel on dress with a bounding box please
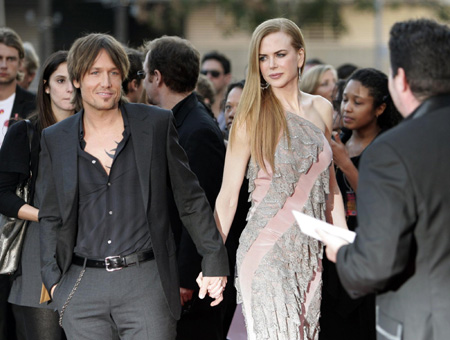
[239,137,331,337]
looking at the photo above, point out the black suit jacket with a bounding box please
[37,103,229,318]
[9,85,36,125]
[337,95,450,340]
[169,93,226,289]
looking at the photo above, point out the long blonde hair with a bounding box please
[230,18,306,172]
[300,64,337,95]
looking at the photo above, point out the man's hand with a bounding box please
[317,229,349,263]
[196,272,227,307]
[179,287,194,307]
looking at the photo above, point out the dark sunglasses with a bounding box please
[200,69,222,78]
[137,70,146,79]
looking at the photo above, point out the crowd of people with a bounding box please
[0,15,449,340]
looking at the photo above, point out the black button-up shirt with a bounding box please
[74,108,152,259]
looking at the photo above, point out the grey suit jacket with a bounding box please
[336,94,450,340]
[37,103,229,318]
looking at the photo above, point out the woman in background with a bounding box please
[300,64,337,103]
[214,18,346,340]
[320,68,402,340]
[0,51,74,340]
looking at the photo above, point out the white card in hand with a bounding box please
[292,210,356,243]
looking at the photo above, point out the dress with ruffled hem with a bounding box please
[236,112,332,340]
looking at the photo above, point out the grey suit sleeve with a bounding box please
[165,115,229,277]
[37,130,63,291]
[336,140,417,298]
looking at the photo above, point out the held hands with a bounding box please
[317,229,349,263]
[196,272,227,307]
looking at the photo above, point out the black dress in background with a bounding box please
[319,138,376,340]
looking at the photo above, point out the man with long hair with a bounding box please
[37,33,228,340]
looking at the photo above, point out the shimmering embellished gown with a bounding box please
[235,112,332,340]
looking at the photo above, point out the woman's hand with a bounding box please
[17,204,39,222]
[330,132,350,169]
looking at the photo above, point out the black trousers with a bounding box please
[0,274,16,340]
[176,293,225,340]
[12,304,66,340]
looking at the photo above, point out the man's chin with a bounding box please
[0,78,16,86]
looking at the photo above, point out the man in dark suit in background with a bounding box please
[0,27,35,147]
[143,36,227,340]
[0,26,36,340]
[37,33,228,340]
[320,19,450,340]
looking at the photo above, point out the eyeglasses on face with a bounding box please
[137,70,146,79]
[200,69,222,78]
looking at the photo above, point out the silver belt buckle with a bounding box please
[105,255,123,272]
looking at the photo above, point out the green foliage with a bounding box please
[211,0,346,35]
[139,0,194,38]
[138,0,450,39]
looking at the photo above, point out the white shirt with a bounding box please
[0,92,16,148]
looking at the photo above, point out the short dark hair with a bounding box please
[389,19,450,100]
[337,63,358,80]
[0,27,24,59]
[346,68,402,130]
[201,51,231,75]
[122,48,144,94]
[225,79,245,103]
[145,36,200,94]
[68,33,130,111]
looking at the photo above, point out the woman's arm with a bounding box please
[214,123,251,242]
[0,121,38,221]
[0,172,39,222]
[315,98,348,229]
[330,132,359,192]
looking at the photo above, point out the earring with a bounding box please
[261,80,270,90]
[45,89,50,94]
[298,68,302,82]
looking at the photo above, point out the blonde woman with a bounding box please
[300,64,337,103]
[214,18,346,340]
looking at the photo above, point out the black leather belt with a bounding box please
[72,250,154,272]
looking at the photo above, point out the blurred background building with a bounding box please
[2,0,449,91]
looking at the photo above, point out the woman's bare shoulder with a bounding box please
[300,92,332,133]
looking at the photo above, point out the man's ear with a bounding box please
[394,67,408,94]
[73,78,81,89]
[128,79,138,93]
[224,73,232,86]
[153,69,163,87]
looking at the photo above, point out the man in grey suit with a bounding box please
[320,19,450,340]
[37,33,228,340]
